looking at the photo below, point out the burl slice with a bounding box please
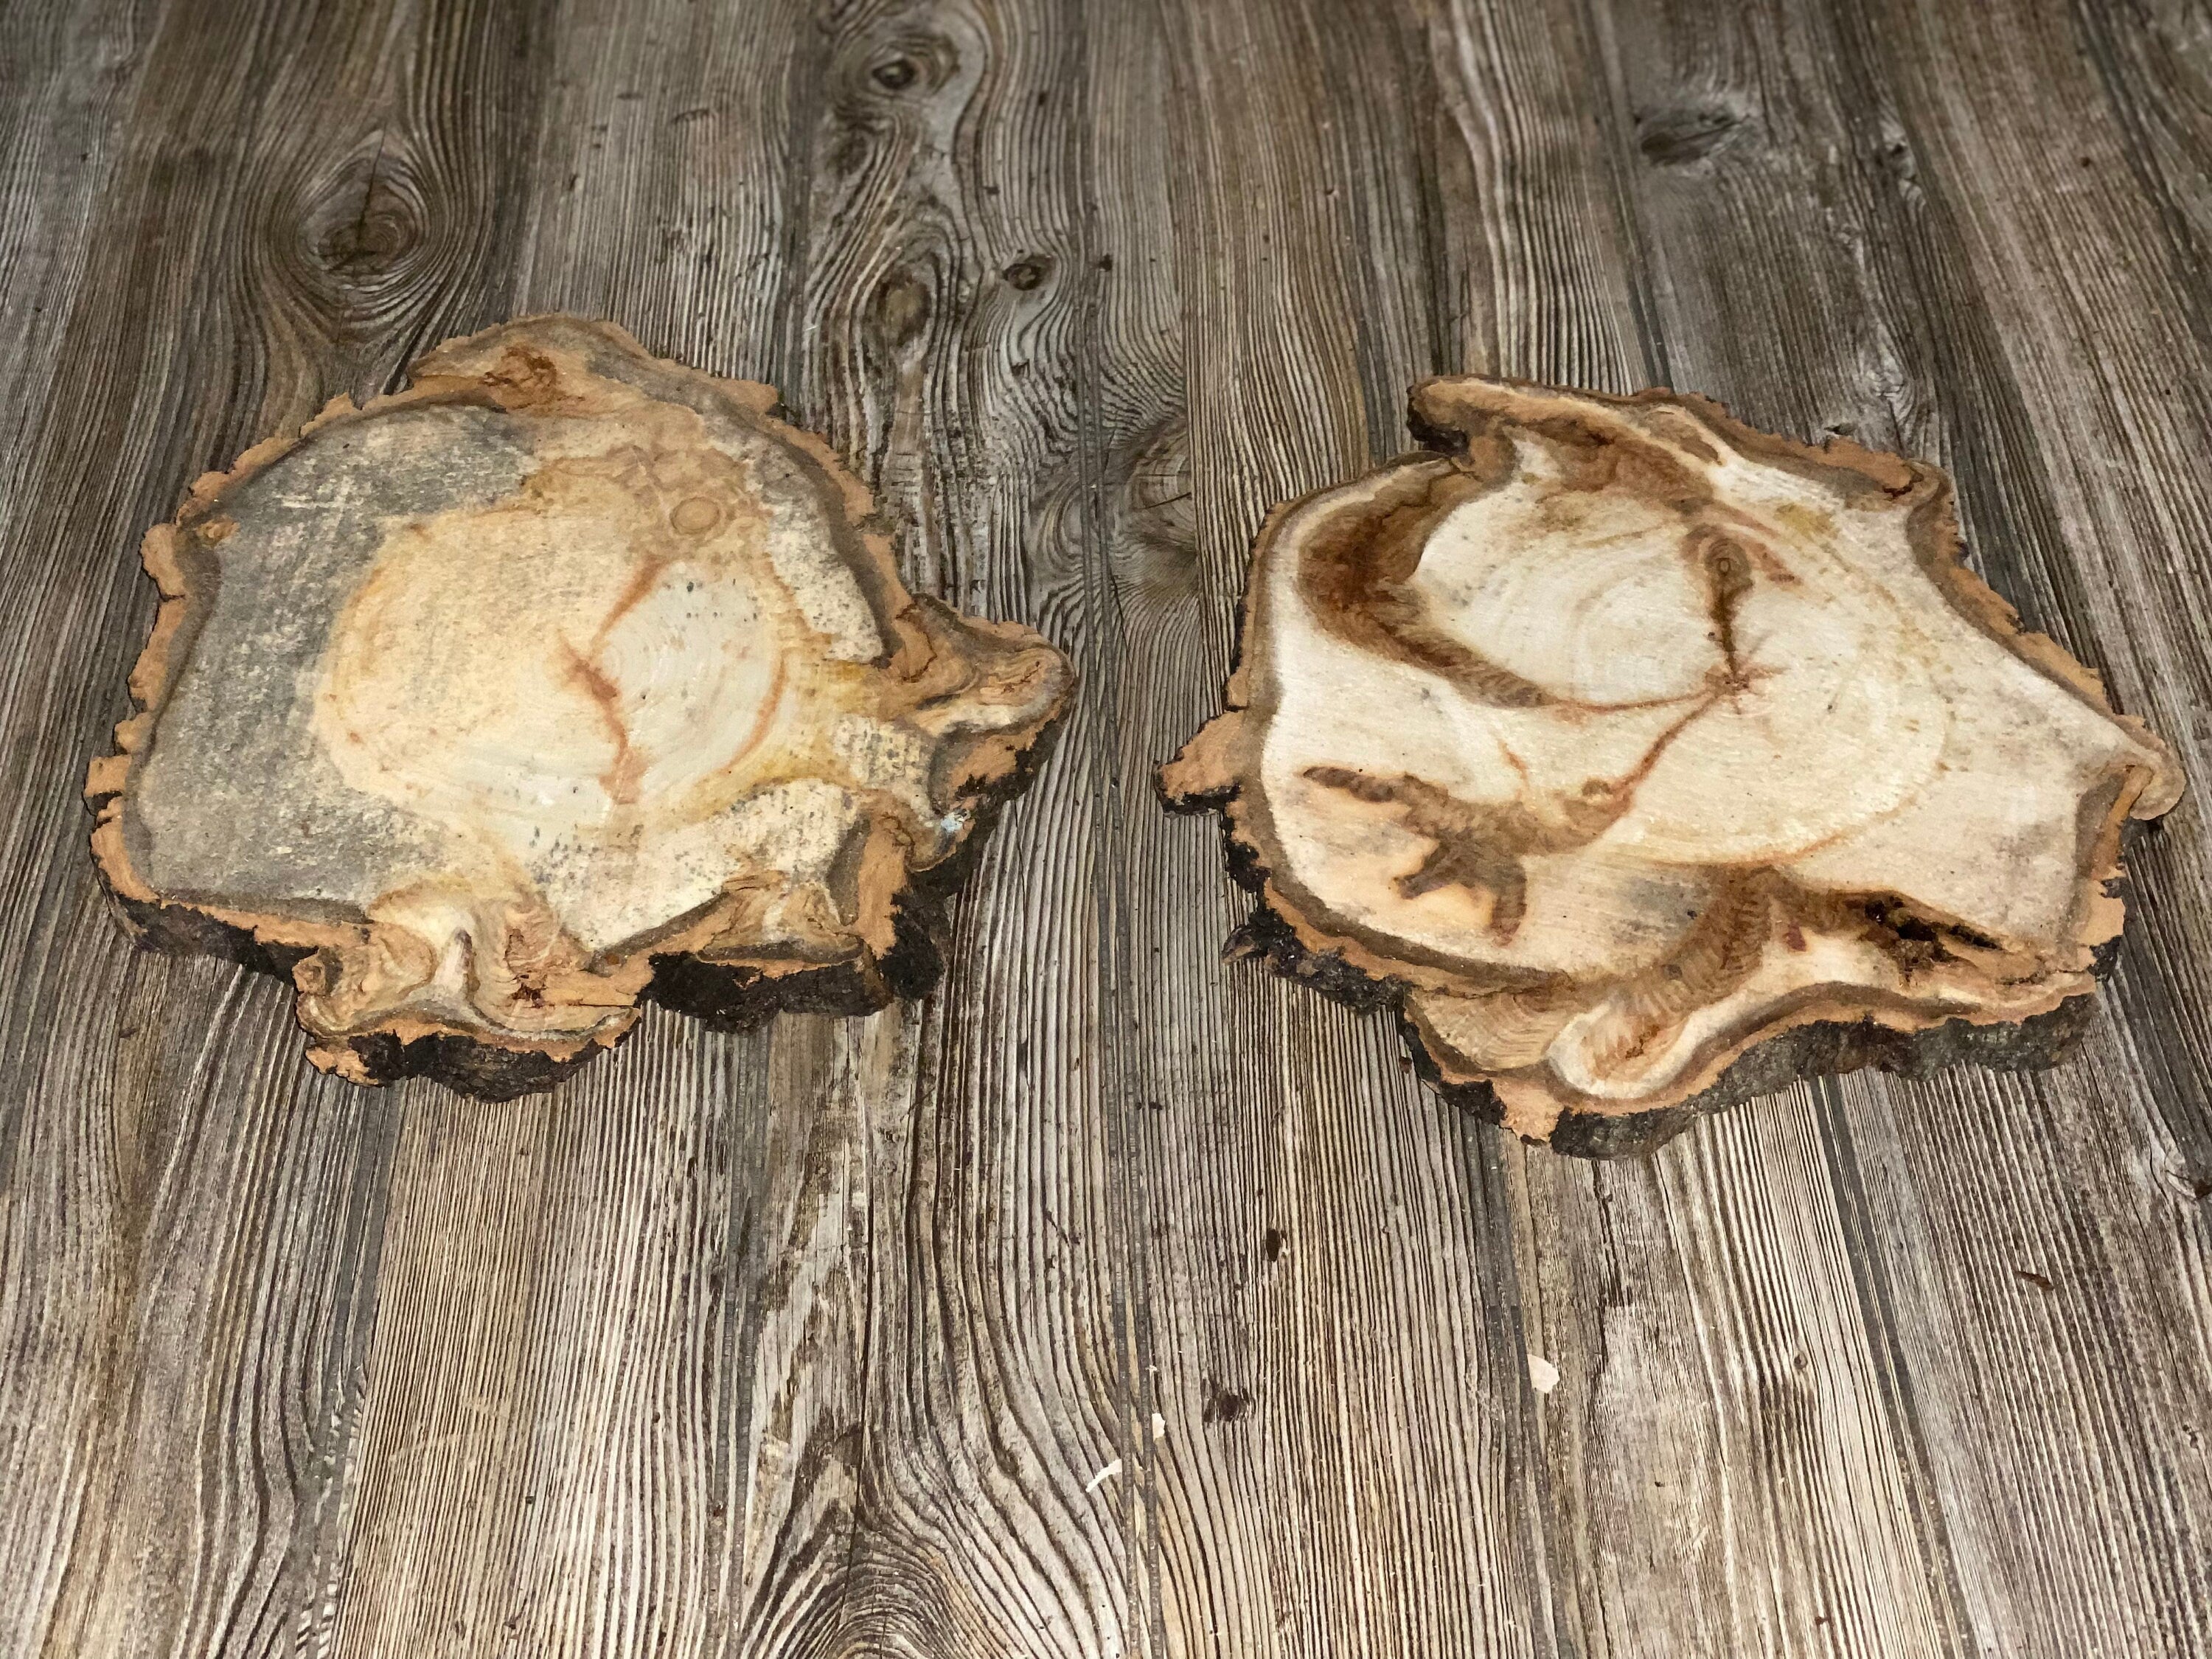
[1161,379,2181,1157]
[89,317,1072,1098]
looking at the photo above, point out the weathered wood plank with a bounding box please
[1,953,397,1659]
[0,1,507,1653]
[765,1,1144,1650]
[1077,4,1200,1650]
[1394,13,1660,1652]
[0,0,156,531]
[1413,3,1975,1653]
[509,0,819,383]
[1127,0,1563,1652]
[322,1033,749,1658]
[1413,0,1645,392]
[1490,1,2212,1656]
[1823,1,2212,1650]
[295,0,1141,1651]
[1870,0,2212,1161]
[279,4,827,1655]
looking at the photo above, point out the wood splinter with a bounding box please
[88,316,1073,1099]
[1162,378,2182,1157]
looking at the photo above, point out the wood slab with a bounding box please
[86,316,1072,1098]
[1164,378,2183,1155]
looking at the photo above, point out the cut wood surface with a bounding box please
[1164,378,2180,1152]
[88,316,1071,1097]
[1,0,2208,1656]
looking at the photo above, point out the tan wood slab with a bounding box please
[86,316,1072,1098]
[1164,379,2181,1154]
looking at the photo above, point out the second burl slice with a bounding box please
[1162,379,2180,1156]
[90,316,1071,1096]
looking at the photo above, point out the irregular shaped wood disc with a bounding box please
[89,317,1072,1098]
[1162,378,2182,1156]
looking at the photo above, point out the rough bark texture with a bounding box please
[87,316,1072,1097]
[1164,378,2182,1153]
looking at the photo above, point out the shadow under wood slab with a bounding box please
[1162,378,2182,1157]
[85,316,1072,1099]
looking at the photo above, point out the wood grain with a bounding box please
[288,5,821,1655]
[1427,4,1974,1653]
[767,2,1138,1649]
[1833,4,2212,1649]
[0,2,464,1653]
[2,1,2208,1656]
[1118,2,1572,1652]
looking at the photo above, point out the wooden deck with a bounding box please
[3,0,2209,1653]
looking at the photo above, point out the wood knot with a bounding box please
[1112,415,1198,597]
[869,270,931,351]
[1202,1382,1249,1426]
[670,495,721,537]
[305,142,423,279]
[1876,121,1918,183]
[1002,256,1050,291]
[849,32,957,101]
[1634,101,1747,167]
